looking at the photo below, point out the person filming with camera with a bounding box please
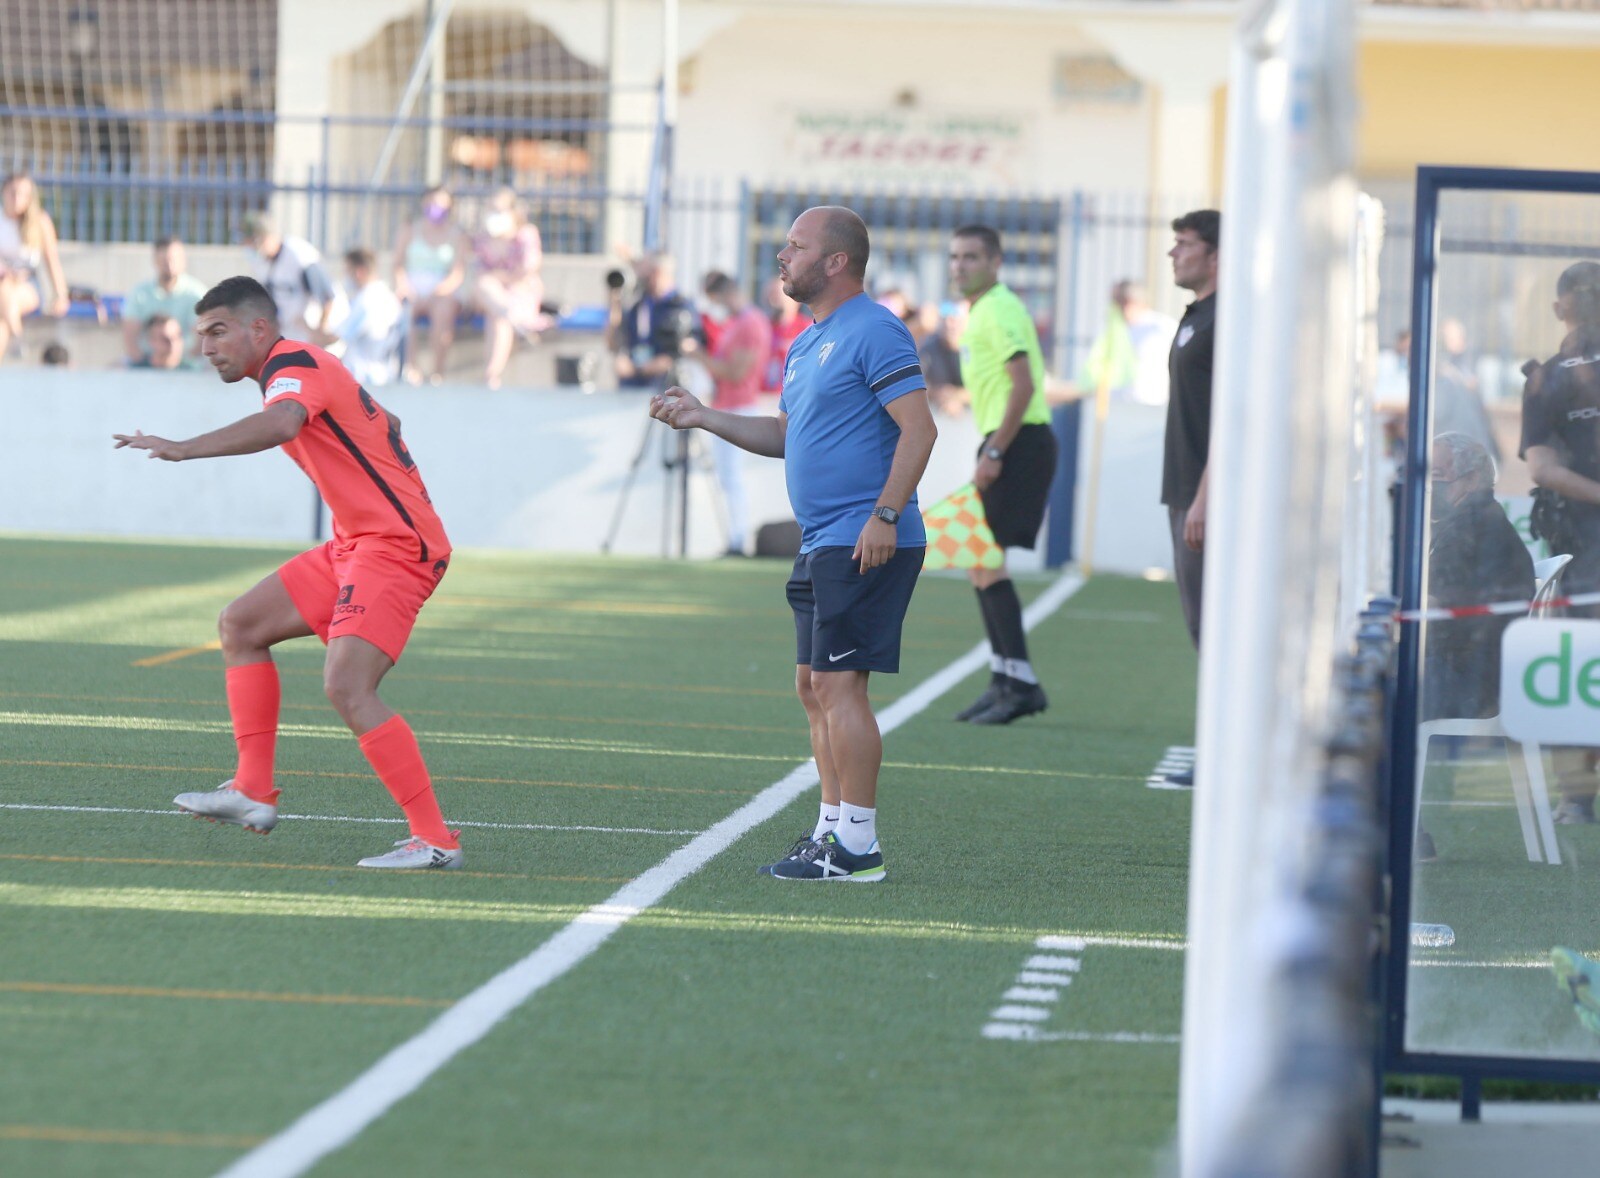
[606,252,699,391]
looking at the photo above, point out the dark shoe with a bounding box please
[969,682,1048,725]
[768,831,884,882]
[1159,768,1194,789]
[1555,800,1596,825]
[1416,829,1438,863]
[955,680,1003,721]
[758,830,816,875]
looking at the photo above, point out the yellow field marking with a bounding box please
[0,758,752,796]
[0,879,1184,947]
[0,710,814,768]
[0,980,450,1009]
[0,881,588,924]
[0,1124,266,1149]
[130,641,222,667]
[0,689,798,737]
[155,662,801,697]
[0,852,624,884]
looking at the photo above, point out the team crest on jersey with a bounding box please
[265,376,303,398]
[818,342,836,365]
[1176,326,1195,348]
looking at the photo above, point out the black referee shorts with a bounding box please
[977,423,1057,549]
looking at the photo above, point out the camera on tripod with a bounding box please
[651,299,700,360]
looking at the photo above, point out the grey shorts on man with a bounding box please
[1167,505,1204,649]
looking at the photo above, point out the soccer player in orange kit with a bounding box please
[115,275,461,869]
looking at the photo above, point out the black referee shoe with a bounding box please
[955,679,1004,722]
[969,681,1048,725]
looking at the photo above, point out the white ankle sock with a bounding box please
[1003,658,1038,685]
[836,803,876,853]
[989,652,1006,674]
[812,803,839,841]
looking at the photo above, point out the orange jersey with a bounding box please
[256,339,450,562]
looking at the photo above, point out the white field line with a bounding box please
[0,803,695,838]
[212,571,1088,1178]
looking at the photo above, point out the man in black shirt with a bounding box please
[1162,209,1219,651]
[1157,209,1219,788]
[1520,259,1600,824]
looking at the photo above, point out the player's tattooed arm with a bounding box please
[115,400,308,462]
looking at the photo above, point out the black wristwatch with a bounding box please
[871,505,901,526]
[983,446,1005,462]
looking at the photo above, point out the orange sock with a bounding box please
[359,715,457,848]
[226,662,280,804]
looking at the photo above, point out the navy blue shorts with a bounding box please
[787,545,924,673]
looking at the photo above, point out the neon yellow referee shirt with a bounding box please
[958,283,1051,436]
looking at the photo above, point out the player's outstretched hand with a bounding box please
[649,386,705,431]
[113,430,185,461]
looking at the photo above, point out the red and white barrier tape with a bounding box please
[1393,589,1600,623]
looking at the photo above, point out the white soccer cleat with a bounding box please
[357,836,463,870]
[173,780,278,834]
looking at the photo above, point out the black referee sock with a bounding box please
[978,580,1031,677]
[973,585,1006,683]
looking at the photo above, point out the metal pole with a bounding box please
[352,0,455,242]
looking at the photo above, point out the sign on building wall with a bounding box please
[783,109,1031,187]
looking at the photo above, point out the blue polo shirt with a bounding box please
[779,293,927,552]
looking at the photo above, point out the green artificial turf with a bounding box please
[0,537,1198,1177]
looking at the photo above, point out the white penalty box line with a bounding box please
[215,572,1088,1178]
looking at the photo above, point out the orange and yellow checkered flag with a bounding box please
[921,484,1004,571]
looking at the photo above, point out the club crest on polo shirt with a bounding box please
[265,375,303,398]
[818,341,836,364]
[1176,326,1195,348]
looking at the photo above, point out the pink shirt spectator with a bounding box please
[712,306,773,411]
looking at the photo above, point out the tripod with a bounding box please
[601,369,729,557]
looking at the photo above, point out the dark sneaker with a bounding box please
[768,832,885,882]
[955,679,1003,722]
[969,681,1048,726]
[1416,828,1438,863]
[1554,799,1596,825]
[758,831,817,875]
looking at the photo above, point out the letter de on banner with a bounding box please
[1501,619,1600,743]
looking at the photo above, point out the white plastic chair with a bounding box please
[1413,553,1571,865]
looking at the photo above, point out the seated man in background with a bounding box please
[123,236,208,366]
[131,313,188,370]
[1424,430,1535,722]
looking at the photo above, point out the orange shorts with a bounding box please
[278,541,449,664]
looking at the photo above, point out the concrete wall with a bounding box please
[2,371,1172,574]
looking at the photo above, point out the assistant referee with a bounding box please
[947,225,1056,725]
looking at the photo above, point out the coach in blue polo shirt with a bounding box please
[650,205,937,882]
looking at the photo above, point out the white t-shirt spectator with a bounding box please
[252,236,341,341]
[335,279,403,388]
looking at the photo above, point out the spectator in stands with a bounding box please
[606,252,697,392]
[692,270,773,556]
[325,248,403,389]
[123,236,208,366]
[131,313,188,370]
[40,341,70,367]
[393,185,469,386]
[761,274,810,393]
[1113,281,1178,406]
[1437,316,1497,461]
[472,187,548,391]
[241,210,340,344]
[0,171,69,364]
[917,301,967,415]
